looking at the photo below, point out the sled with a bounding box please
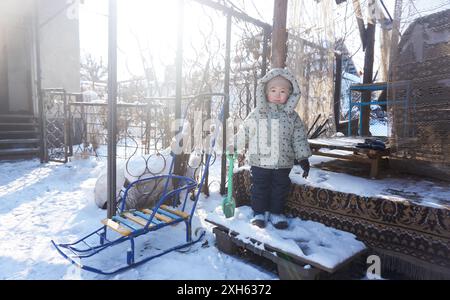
[52,98,224,275]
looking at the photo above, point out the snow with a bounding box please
[2,152,445,279]
[0,156,275,279]
[291,156,450,209]
[370,120,388,137]
[94,163,125,209]
[317,149,354,156]
[206,206,366,270]
[308,137,366,147]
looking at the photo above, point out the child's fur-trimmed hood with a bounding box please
[255,68,301,113]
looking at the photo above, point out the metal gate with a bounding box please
[42,88,69,163]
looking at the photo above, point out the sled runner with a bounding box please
[52,96,224,275]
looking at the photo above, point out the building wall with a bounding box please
[0,0,80,114]
[7,17,33,113]
[0,26,9,112]
[0,0,34,113]
[39,0,80,93]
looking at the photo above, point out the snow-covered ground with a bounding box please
[0,156,277,280]
[1,152,447,279]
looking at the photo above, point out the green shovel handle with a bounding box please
[226,152,236,199]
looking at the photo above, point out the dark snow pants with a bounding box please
[250,166,292,215]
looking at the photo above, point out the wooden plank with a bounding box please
[160,205,190,219]
[213,227,323,280]
[205,218,366,274]
[112,215,141,231]
[123,212,151,227]
[370,158,380,178]
[309,139,390,154]
[141,209,173,223]
[312,150,370,164]
[156,208,182,221]
[357,147,390,157]
[308,137,366,148]
[310,143,357,152]
[135,211,163,224]
[101,219,131,236]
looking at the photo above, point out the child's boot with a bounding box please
[270,214,288,229]
[251,213,266,228]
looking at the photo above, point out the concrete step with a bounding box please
[0,122,38,126]
[0,147,40,156]
[0,130,39,140]
[0,114,35,119]
[0,130,39,134]
[0,138,40,144]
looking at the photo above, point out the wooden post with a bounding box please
[271,0,288,68]
[361,22,376,136]
[387,0,403,143]
[388,0,403,83]
[334,53,343,130]
[352,0,367,50]
[352,0,376,136]
[262,28,270,77]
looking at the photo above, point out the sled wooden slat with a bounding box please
[160,205,189,219]
[141,209,173,223]
[101,219,132,236]
[123,212,150,227]
[113,216,142,231]
[134,211,163,225]
[155,208,181,220]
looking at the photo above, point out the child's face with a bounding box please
[266,85,290,104]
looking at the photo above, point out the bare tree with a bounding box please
[80,53,108,90]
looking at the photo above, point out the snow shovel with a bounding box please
[222,152,236,218]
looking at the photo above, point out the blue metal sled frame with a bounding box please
[51,172,208,275]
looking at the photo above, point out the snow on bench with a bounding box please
[206,206,367,273]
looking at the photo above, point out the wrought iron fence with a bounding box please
[346,83,391,137]
[42,89,80,163]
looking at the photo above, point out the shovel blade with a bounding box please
[222,197,236,218]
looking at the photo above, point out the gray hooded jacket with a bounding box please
[235,68,312,169]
